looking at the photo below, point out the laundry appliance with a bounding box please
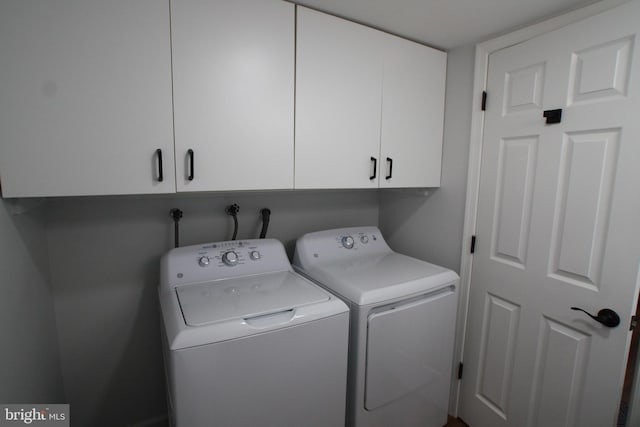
[294,226,459,427]
[159,238,349,427]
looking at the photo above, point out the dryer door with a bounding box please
[365,285,457,411]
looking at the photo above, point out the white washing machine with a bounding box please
[159,238,349,427]
[294,226,459,427]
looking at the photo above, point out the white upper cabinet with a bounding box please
[0,2,443,197]
[379,34,447,188]
[295,7,383,189]
[0,0,175,197]
[295,7,446,189]
[171,0,295,192]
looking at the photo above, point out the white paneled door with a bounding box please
[460,2,640,427]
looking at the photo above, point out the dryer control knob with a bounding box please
[360,235,369,244]
[222,251,239,266]
[341,235,355,249]
[198,256,210,267]
[249,250,261,260]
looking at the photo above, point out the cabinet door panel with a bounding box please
[380,35,446,188]
[172,0,294,192]
[295,7,382,189]
[0,0,175,197]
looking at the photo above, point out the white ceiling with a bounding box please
[291,0,601,49]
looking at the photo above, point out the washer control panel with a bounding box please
[162,239,291,286]
[197,241,264,269]
[221,250,239,266]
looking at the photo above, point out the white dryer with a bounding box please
[159,238,349,427]
[294,226,459,427]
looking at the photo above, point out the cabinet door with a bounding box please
[379,35,446,188]
[0,0,175,197]
[295,7,383,189]
[172,0,294,192]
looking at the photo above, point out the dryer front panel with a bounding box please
[365,285,456,413]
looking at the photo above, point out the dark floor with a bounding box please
[446,416,470,427]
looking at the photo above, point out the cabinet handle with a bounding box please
[187,149,194,181]
[370,157,377,180]
[386,157,393,180]
[156,149,164,182]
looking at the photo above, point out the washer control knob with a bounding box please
[249,250,261,261]
[341,235,355,249]
[198,256,210,267]
[360,235,369,244]
[222,251,239,266]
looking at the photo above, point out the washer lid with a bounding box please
[302,253,459,305]
[176,271,330,326]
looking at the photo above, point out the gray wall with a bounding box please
[379,45,475,273]
[0,199,65,403]
[46,190,379,427]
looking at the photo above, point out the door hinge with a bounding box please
[470,235,476,254]
[631,315,637,331]
[481,91,487,111]
[458,362,464,380]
